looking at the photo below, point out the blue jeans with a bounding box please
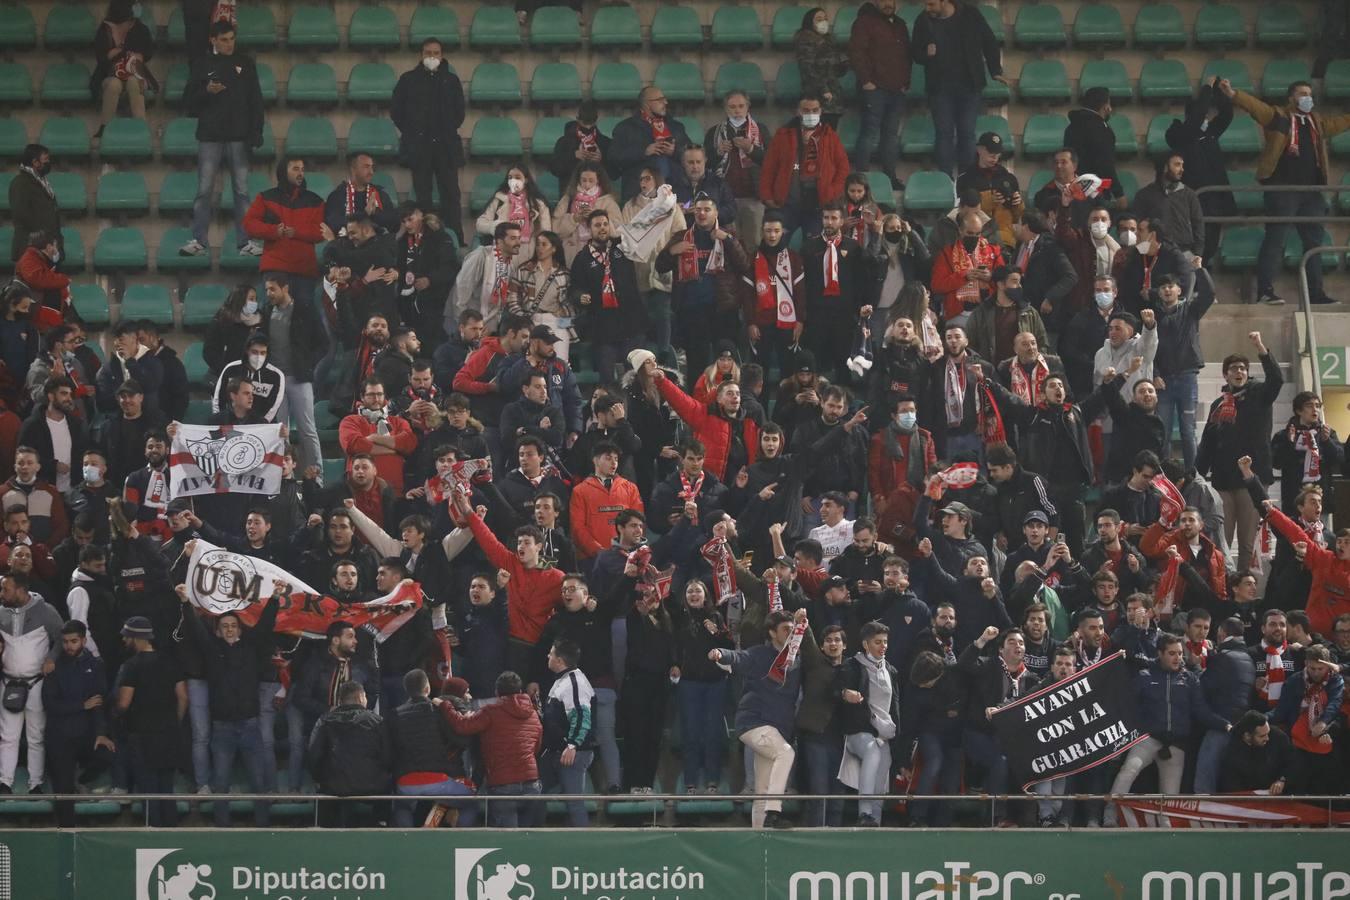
[780,203,822,244]
[644,291,674,364]
[593,687,621,790]
[192,140,251,247]
[187,678,211,789]
[799,731,845,827]
[1155,370,1199,472]
[209,717,270,827]
[854,89,906,175]
[1257,190,1329,300]
[963,729,1009,806]
[678,679,727,787]
[540,748,594,826]
[911,731,962,826]
[486,779,542,827]
[258,681,307,793]
[393,778,477,827]
[944,431,985,466]
[928,86,982,177]
[1192,728,1230,795]
[278,380,321,475]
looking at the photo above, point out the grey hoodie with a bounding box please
[0,594,63,678]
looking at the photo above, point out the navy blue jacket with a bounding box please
[1200,637,1257,723]
[1134,661,1229,741]
[42,649,107,741]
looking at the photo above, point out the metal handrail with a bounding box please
[1194,183,1350,224]
[1297,245,1350,396]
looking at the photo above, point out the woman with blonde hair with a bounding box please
[693,341,741,406]
[476,162,551,266]
[509,231,575,362]
[553,163,622,264]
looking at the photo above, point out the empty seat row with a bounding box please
[1019,2,1307,49]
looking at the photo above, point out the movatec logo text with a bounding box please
[790,864,1051,900]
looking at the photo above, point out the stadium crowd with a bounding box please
[2,0,1349,829]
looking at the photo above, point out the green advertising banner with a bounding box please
[6,829,1350,900]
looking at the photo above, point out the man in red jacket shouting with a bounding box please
[243,156,326,313]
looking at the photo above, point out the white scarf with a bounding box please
[20,165,54,200]
[944,356,967,427]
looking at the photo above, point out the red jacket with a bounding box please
[1140,521,1228,609]
[338,413,417,494]
[570,475,644,560]
[867,427,935,500]
[14,247,70,307]
[759,122,849,208]
[1267,507,1350,636]
[656,376,759,483]
[242,178,325,278]
[443,692,541,786]
[931,238,1005,320]
[468,511,564,644]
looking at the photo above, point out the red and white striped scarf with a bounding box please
[641,109,671,142]
[936,461,980,489]
[506,191,533,241]
[1000,656,1027,699]
[1210,389,1240,425]
[1186,638,1212,670]
[767,578,782,614]
[489,246,511,306]
[1260,641,1288,706]
[1152,473,1186,529]
[677,227,725,284]
[701,535,738,606]
[1289,423,1323,484]
[588,241,619,309]
[768,619,807,685]
[944,357,967,428]
[821,234,843,296]
[751,249,796,329]
[577,126,599,155]
[570,186,601,242]
[1287,113,1319,158]
[713,116,762,177]
[1009,355,1050,405]
[345,181,380,217]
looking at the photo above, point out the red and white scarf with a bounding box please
[589,241,619,309]
[506,191,533,241]
[821,234,843,296]
[1186,638,1212,670]
[768,619,808,685]
[1288,423,1324,484]
[677,228,726,284]
[570,186,601,242]
[641,109,671,142]
[489,246,511,306]
[1152,473,1186,529]
[628,545,674,603]
[1287,113,1319,158]
[211,0,237,25]
[345,181,380,217]
[679,468,705,502]
[936,462,980,489]
[1293,679,1333,754]
[577,126,599,156]
[713,117,762,177]
[767,578,782,614]
[1009,355,1050,405]
[944,357,967,427]
[1000,657,1027,699]
[1260,641,1288,706]
[701,535,739,607]
[752,249,796,329]
[846,203,872,245]
[1154,554,1181,619]
[1210,389,1240,425]
[425,458,492,506]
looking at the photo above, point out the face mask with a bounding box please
[508,178,525,194]
[1296,95,1314,114]
[242,300,259,316]
[813,19,830,34]
[1094,291,1115,310]
[1004,287,1023,304]
[248,353,266,369]
[1089,221,1109,239]
[1198,119,1209,133]
[897,412,917,430]
[82,465,101,484]
[729,116,747,128]
[48,248,61,264]
[422,56,441,72]
[37,163,52,177]
[800,113,821,129]
[884,231,903,244]
[1134,240,1152,255]
[1119,231,1137,247]
[962,235,979,252]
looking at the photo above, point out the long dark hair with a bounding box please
[216,283,256,324]
[496,162,548,215]
[800,7,826,32]
[531,231,564,264]
[563,161,615,200]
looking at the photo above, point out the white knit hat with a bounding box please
[627,348,656,371]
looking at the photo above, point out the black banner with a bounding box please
[991,651,1148,790]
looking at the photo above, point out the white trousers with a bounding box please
[740,724,795,827]
[0,677,45,788]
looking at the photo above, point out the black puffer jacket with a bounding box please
[181,595,278,722]
[184,49,263,145]
[306,704,392,795]
[390,63,466,165]
[386,697,467,779]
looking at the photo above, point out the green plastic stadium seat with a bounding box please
[535,172,560,206]
[166,7,185,45]
[1145,114,1171,156]
[349,7,400,50]
[471,171,504,212]
[898,4,922,30]
[714,62,766,102]
[1261,61,1312,102]
[93,227,146,271]
[651,6,703,47]
[979,5,1005,44]
[865,171,896,206]
[304,173,335,199]
[322,458,346,486]
[1116,170,1139,201]
[832,7,857,41]
[59,227,85,269]
[285,117,338,158]
[96,173,149,215]
[1256,4,1307,47]
[1079,60,1131,102]
[313,400,340,443]
[0,173,10,210]
[182,283,227,328]
[158,171,198,213]
[70,284,109,325]
[1133,5,1186,48]
[655,63,704,102]
[157,226,210,272]
[836,115,859,151]
[0,226,11,263]
[1201,60,1253,96]
[976,114,1014,152]
[774,62,802,104]
[772,6,811,46]
[0,64,32,103]
[591,4,641,47]
[1195,6,1247,47]
[1220,226,1263,268]
[347,117,398,157]
[410,7,459,47]
[161,117,199,159]
[49,172,87,214]
[119,284,173,324]
[1110,115,1138,155]
[371,171,398,203]
[903,171,955,211]
[1139,60,1193,101]
[1023,114,1069,156]
[712,7,762,47]
[592,63,641,102]
[531,117,566,156]
[237,6,276,47]
[100,118,152,159]
[1019,60,1071,102]
[0,118,22,158]
[220,172,270,210]
[42,63,93,103]
[1284,230,1338,270]
[530,6,581,47]
[1332,131,1350,158]
[470,117,523,157]
[1229,171,1263,213]
[44,4,97,49]
[183,342,209,385]
[219,240,259,272]
[0,7,36,49]
[470,63,522,105]
[287,5,339,49]
[162,63,188,104]
[531,63,581,103]
[1221,115,1262,155]
[251,63,275,105]
[286,63,339,104]
[348,63,396,104]
[900,114,935,157]
[1074,5,1125,46]
[470,7,521,48]
[1326,61,1350,100]
[38,117,90,157]
[1014,5,1066,48]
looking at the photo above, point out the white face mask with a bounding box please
[242,300,259,316]
[422,56,441,72]
[248,353,267,369]
[508,178,525,194]
[800,113,821,129]
[1089,221,1109,239]
[48,248,61,265]
[1119,231,1137,247]
[1134,240,1152,255]
[728,116,747,128]
[1296,95,1314,114]
[813,19,830,34]
[1094,291,1115,310]
[82,464,101,484]
[897,412,917,430]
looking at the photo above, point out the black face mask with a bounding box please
[884,231,903,244]
[961,235,980,252]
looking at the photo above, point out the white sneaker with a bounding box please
[241,240,264,257]
[196,784,212,795]
[178,239,207,257]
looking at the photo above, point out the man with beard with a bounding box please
[394,202,458,343]
[434,310,484,393]
[99,380,166,489]
[961,626,1033,824]
[1080,509,1149,597]
[328,213,401,336]
[374,328,422,400]
[501,326,584,448]
[298,508,380,591]
[1102,369,1167,485]
[339,378,417,494]
[797,386,868,527]
[120,433,170,543]
[61,541,117,671]
[321,454,396,538]
[1133,152,1205,264]
[452,222,521,336]
[928,324,992,463]
[919,551,1011,654]
[1140,506,1228,622]
[1254,482,1322,623]
[19,377,86,494]
[771,350,828,435]
[655,369,758,487]
[829,518,886,604]
[293,620,380,732]
[26,325,93,422]
[1019,603,1054,678]
[323,152,398,237]
[800,204,871,379]
[243,156,325,308]
[741,214,804,377]
[994,332,1063,409]
[97,322,163,415]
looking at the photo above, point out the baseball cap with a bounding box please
[976,131,1011,158]
[824,575,848,592]
[116,379,144,396]
[528,325,560,343]
[1023,510,1050,526]
[939,502,973,520]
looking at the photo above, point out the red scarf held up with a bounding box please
[701,535,738,606]
[1293,679,1333,754]
[822,234,843,296]
[1289,423,1324,484]
[1210,390,1239,425]
[1260,641,1288,707]
[490,246,511,306]
[577,126,599,155]
[768,620,807,685]
[588,241,619,309]
[753,249,796,329]
[1186,639,1212,670]
[677,228,725,284]
[767,579,782,614]
[1009,356,1050,405]
[1152,473,1186,529]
